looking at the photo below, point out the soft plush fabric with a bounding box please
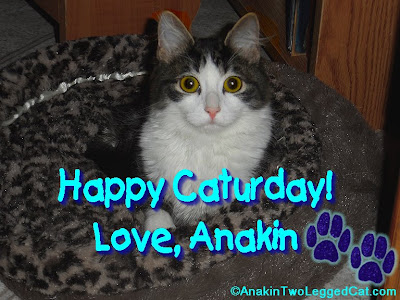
[0,34,382,299]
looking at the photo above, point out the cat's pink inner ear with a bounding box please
[157,11,194,63]
[224,13,260,64]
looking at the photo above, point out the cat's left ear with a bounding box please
[224,13,260,63]
[157,11,194,63]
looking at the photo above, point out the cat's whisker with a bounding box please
[227,52,240,64]
[181,53,196,65]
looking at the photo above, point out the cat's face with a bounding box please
[149,12,271,131]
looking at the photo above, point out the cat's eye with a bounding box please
[224,76,242,93]
[180,76,200,93]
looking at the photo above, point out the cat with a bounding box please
[88,11,274,231]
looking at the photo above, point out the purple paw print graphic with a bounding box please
[306,211,352,264]
[350,233,397,285]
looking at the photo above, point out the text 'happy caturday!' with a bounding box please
[57,168,335,258]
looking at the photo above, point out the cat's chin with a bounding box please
[184,116,226,131]
[187,117,238,132]
[202,123,221,131]
[198,121,230,132]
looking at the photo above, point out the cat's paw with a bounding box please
[306,211,352,264]
[145,209,176,232]
[350,233,397,285]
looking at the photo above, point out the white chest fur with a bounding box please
[140,104,273,224]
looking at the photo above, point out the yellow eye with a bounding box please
[224,76,242,93]
[180,76,199,93]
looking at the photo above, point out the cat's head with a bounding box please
[149,11,271,131]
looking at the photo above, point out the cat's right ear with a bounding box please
[157,11,194,63]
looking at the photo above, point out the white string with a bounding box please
[1,70,148,127]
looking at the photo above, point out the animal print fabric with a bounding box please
[0,35,321,295]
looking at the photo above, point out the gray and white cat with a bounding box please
[90,11,274,231]
[141,12,273,230]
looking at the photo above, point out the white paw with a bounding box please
[144,209,176,232]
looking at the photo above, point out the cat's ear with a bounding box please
[157,11,194,63]
[224,13,260,63]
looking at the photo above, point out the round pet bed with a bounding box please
[0,34,381,299]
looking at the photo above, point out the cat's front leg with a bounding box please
[144,209,176,232]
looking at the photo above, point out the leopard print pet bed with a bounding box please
[0,35,321,296]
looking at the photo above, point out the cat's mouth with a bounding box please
[183,108,236,130]
[201,120,225,131]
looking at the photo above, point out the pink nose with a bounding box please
[205,107,221,120]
